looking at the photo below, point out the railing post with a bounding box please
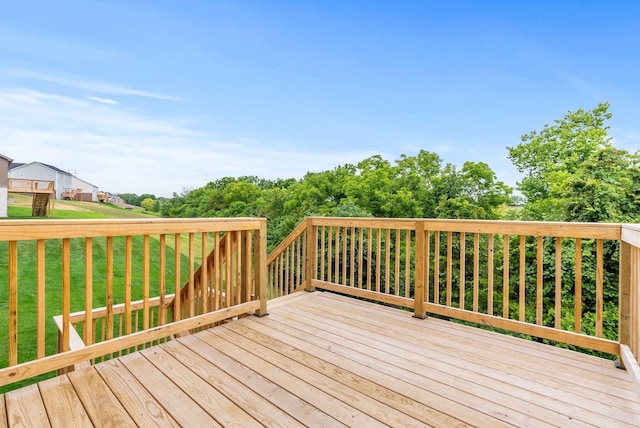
[618,239,632,368]
[305,219,317,292]
[414,221,427,319]
[254,220,269,317]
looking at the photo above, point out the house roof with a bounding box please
[0,153,13,163]
[9,161,99,188]
[9,161,70,175]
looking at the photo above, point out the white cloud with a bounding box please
[0,88,374,197]
[87,96,119,105]
[3,68,184,101]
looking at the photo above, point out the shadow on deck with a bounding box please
[2,291,639,427]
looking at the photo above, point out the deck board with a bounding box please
[93,359,180,427]
[38,376,92,428]
[2,291,640,427]
[292,294,639,411]
[0,394,5,428]
[4,384,50,428]
[67,366,136,427]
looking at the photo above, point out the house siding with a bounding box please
[9,162,97,200]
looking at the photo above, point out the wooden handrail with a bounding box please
[7,178,55,194]
[0,218,268,388]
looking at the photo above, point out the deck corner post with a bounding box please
[305,219,317,292]
[618,238,633,369]
[413,221,427,319]
[254,220,269,317]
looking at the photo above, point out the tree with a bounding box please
[507,102,617,221]
[141,197,156,212]
[508,101,640,223]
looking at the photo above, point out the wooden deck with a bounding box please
[2,291,639,427]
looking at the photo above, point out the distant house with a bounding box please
[0,153,12,217]
[8,162,99,201]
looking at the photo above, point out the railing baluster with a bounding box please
[459,232,465,310]
[143,235,150,330]
[385,228,391,294]
[189,233,195,318]
[366,228,372,291]
[236,232,242,305]
[343,227,348,286]
[425,229,431,303]
[519,235,526,322]
[62,238,71,353]
[473,233,479,312]
[351,227,356,288]
[125,236,132,337]
[225,232,232,309]
[434,231,441,304]
[536,236,543,325]
[159,234,166,326]
[575,238,582,333]
[201,232,208,313]
[394,229,400,296]
[405,230,411,299]
[174,233,181,322]
[503,234,509,319]
[85,238,94,345]
[320,226,326,282]
[446,231,452,306]
[106,237,114,340]
[37,239,46,358]
[214,233,220,309]
[245,231,252,302]
[555,237,562,329]
[487,234,494,316]
[8,241,17,366]
[285,243,290,294]
[334,227,340,284]
[376,228,382,293]
[596,238,604,337]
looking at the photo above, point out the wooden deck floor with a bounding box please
[2,291,639,427]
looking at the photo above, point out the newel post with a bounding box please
[305,218,318,292]
[413,221,427,319]
[254,220,269,317]
[618,236,633,369]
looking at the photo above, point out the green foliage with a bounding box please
[117,193,158,207]
[140,197,156,212]
[507,101,640,223]
[162,150,512,250]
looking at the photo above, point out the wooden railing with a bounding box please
[267,217,640,367]
[173,230,257,322]
[7,178,54,194]
[620,225,640,373]
[266,220,308,298]
[0,218,267,388]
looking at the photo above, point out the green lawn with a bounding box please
[6,193,158,219]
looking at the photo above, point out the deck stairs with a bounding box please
[32,193,50,217]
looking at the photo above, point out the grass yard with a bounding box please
[6,192,158,219]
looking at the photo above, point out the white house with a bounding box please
[8,162,99,201]
[0,153,12,217]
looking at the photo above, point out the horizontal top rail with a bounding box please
[0,218,265,240]
[622,225,640,247]
[309,217,418,230]
[308,217,621,239]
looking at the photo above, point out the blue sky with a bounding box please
[1,1,638,196]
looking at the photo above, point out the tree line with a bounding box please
[155,102,639,351]
[160,102,639,244]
